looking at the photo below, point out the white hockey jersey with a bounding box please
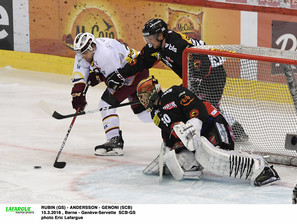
[71,38,139,86]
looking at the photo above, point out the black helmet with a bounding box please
[142,18,168,37]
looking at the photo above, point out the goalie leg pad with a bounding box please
[164,149,202,181]
[164,150,184,181]
[194,136,276,186]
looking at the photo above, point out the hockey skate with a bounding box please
[231,121,249,143]
[95,131,124,156]
[253,165,280,186]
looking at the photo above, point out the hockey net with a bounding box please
[183,45,297,166]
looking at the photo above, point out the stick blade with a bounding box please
[53,161,66,169]
[52,111,66,120]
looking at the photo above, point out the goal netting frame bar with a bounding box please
[182,45,297,166]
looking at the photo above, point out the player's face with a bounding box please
[143,34,161,49]
[82,49,94,63]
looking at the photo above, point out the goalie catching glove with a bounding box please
[173,118,203,151]
[106,70,125,90]
[71,83,87,112]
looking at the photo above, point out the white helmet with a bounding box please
[73,32,96,54]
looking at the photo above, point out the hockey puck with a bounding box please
[34,166,42,169]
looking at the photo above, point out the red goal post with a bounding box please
[182,46,297,87]
[182,45,297,166]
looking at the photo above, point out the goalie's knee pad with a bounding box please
[164,149,203,181]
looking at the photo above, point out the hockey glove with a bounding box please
[71,83,87,111]
[173,118,202,151]
[87,71,103,87]
[106,70,125,90]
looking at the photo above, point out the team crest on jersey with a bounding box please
[163,101,177,110]
[189,109,199,118]
[129,59,137,65]
[180,94,194,106]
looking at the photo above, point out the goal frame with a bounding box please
[182,45,297,166]
[182,47,297,88]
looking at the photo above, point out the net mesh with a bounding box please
[184,45,297,166]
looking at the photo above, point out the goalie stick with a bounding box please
[159,143,165,183]
[39,100,140,120]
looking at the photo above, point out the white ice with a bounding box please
[0,67,297,222]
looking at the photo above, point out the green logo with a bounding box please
[6,207,34,214]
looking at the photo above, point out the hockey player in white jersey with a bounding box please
[71,32,152,156]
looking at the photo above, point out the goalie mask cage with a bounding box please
[183,45,297,166]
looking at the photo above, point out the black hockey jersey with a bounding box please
[151,85,220,148]
[118,31,212,79]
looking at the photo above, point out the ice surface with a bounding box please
[0,67,296,223]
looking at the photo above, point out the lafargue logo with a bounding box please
[62,8,118,50]
[272,20,297,51]
[6,206,34,214]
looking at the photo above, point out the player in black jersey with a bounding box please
[137,76,234,151]
[107,18,248,142]
[137,76,279,186]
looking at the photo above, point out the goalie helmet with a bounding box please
[73,32,96,54]
[142,18,168,37]
[136,76,162,111]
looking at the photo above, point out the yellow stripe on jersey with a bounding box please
[176,31,193,45]
[71,71,85,84]
[125,48,139,63]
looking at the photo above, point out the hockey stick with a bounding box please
[50,100,140,120]
[53,83,90,169]
[53,109,79,169]
[159,143,166,183]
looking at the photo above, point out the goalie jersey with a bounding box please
[151,85,234,150]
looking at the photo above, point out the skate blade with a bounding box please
[95,148,124,156]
